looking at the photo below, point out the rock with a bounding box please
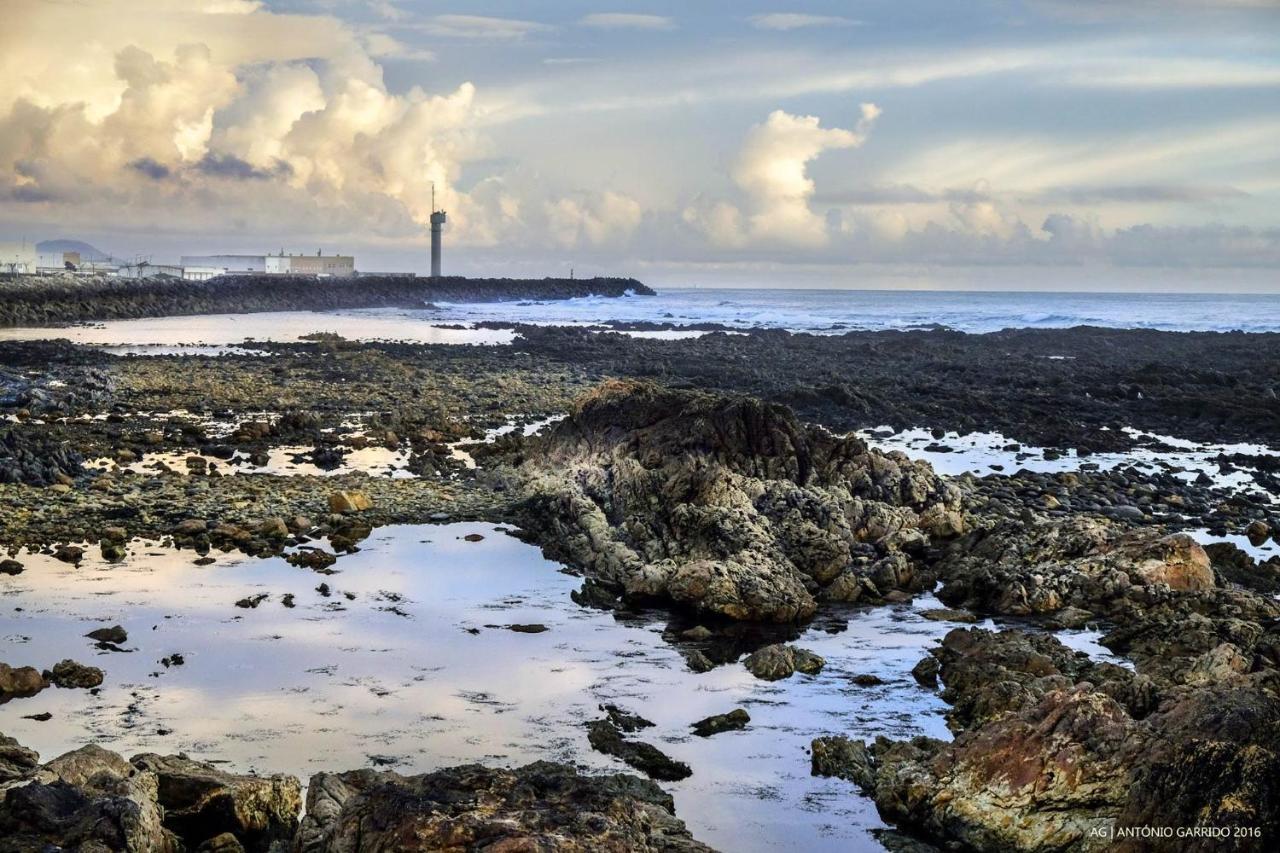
[294,761,711,853]
[0,733,40,783]
[235,594,269,609]
[53,544,84,564]
[130,752,301,852]
[2,743,178,852]
[462,532,484,542]
[680,625,714,641]
[173,518,208,537]
[911,656,940,688]
[586,720,692,781]
[87,625,128,645]
[810,735,874,790]
[198,833,247,852]
[0,663,46,699]
[1246,520,1271,546]
[852,673,886,686]
[0,559,24,575]
[286,549,337,571]
[510,381,959,623]
[327,490,372,514]
[100,539,127,561]
[46,659,104,689]
[919,608,979,623]
[691,709,750,737]
[743,643,825,681]
[601,704,654,732]
[257,517,288,538]
[507,623,548,633]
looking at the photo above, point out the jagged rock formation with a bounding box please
[507,380,962,622]
[0,737,713,852]
[294,761,712,852]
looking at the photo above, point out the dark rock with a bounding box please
[691,709,750,737]
[585,720,692,781]
[87,625,128,645]
[46,659,104,689]
[743,643,825,681]
[810,735,874,790]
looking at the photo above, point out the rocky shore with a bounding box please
[0,735,709,852]
[0,273,652,328]
[1,324,1277,851]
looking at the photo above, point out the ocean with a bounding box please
[421,287,1280,334]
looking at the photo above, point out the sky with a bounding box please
[1,0,1278,290]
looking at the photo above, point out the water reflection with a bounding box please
[1,522,962,852]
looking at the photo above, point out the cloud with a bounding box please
[578,13,676,30]
[749,13,861,31]
[418,14,551,40]
[690,104,880,247]
[545,192,643,248]
[0,0,494,243]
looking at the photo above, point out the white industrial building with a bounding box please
[0,242,37,274]
[37,250,81,273]
[265,250,355,277]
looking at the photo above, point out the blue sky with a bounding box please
[1,0,1278,288]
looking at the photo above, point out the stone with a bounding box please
[691,709,750,737]
[327,490,372,514]
[0,559,23,575]
[810,736,874,790]
[46,659,104,689]
[1245,520,1270,546]
[0,663,47,699]
[130,752,301,852]
[87,625,128,645]
[743,644,825,681]
[911,656,940,688]
[585,720,692,781]
[294,761,712,853]
[0,733,40,784]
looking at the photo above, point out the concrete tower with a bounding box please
[430,184,446,278]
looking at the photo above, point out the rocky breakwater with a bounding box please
[0,274,653,327]
[500,379,965,623]
[814,512,1280,851]
[0,734,711,852]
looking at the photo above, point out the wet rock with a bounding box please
[1205,541,1280,595]
[462,532,485,542]
[1246,520,1271,546]
[691,709,750,737]
[911,656,940,688]
[602,704,654,732]
[130,752,301,852]
[680,625,714,641]
[46,659,104,689]
[509,380,959,623]
[0,663,47,699]
[2,743,178,851]
[53,544,84,564]
[0,558,24,575]
[851,673,886,686]
[919,608,979,624]
[0,733,40,783]
[507,623,548,633]
[87,625,128,645]
[743,643,825,681]
[327,490,372,514]
[285,549,337,572]
[235,594,269,609]
[810,735,874,790]
[294,760,710,853]
[586,719,692,782]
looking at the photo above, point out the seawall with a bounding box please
[0,274,655,328]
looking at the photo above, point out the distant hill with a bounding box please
[36,239,111,261]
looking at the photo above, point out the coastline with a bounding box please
[1,317,1277,852]
[0,273,653,328]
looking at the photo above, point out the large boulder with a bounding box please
[508,381,960,623]
[130,752,301,852]
[294,761,713,852]
[1,743,178,852]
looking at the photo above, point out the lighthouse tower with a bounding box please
[430,185,446,278]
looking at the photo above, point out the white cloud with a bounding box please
[578,13,676,30]
[717,104,881,247]
[546,192,643,247]
[749,13,861,31]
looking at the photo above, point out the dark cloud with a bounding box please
[195,153,293,181]
[128,157,172,180]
